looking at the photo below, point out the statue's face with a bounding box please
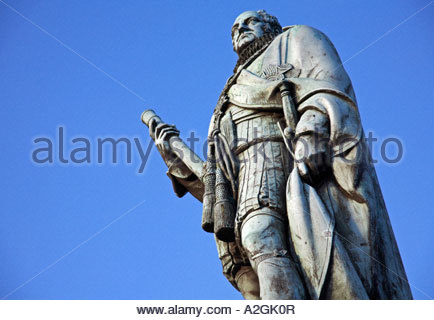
[231,11,267,54]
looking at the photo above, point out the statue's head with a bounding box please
[231,10,282,55]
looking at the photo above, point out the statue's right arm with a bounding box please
[166,159,204,202]
[149,119,205,202]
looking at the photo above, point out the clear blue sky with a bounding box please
[0,0,433,299]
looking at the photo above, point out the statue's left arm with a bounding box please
[282,25,363,186]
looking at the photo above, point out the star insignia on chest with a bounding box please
[261,63,293,81]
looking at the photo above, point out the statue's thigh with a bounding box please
[240,208,289,259]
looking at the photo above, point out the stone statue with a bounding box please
[142,10,413,300]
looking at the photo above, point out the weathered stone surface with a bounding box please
[142,10,412,300]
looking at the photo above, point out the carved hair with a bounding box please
[256,10,283,35]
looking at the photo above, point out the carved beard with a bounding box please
[233,32,280,73]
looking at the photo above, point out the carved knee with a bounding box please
[240,210,289,270]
